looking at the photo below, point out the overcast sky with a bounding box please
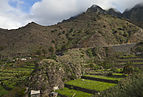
[0,0,143,29]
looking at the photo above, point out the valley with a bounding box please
[0,3,143,97]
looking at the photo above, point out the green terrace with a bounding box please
[118,58,143,61]
[112,73,128,77]
[117,55,143,66]
[83,75,123,81]
[57,87,93,97]
[0,86,8,97]
[119,55,143,59]
[65,79,116,91]
[0,62,35,96]
[57,73,125,97]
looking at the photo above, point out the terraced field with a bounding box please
[57,87,93,97]
[56,73,125,97]
[117,56,143,66]
[0,62,35,96]
[83,75,123,81]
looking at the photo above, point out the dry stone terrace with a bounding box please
[107,43,136,54]
[56,72,126,97]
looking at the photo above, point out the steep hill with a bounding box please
[0,5,143,58]
[106,8,122,18]
[123,3,143,28]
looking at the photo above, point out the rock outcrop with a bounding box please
[28,49,87,96]
[123,3,143,28]
[28,59,64,96]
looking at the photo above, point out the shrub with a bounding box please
[94,65,101,70]
[86,49,93,57]
[86,48,97,57]
[123,65,134,74]
[111,67,122,73]
[4,87,26,97]
[49,47,54,53]
[107,72,113,76]
[95,72,143,97]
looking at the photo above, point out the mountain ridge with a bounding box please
[0,5,143,58]
[123,3,143,28]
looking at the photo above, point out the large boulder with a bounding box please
[28,59,64,96]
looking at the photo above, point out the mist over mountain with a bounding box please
[123,3,143,28]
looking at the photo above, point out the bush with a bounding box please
[111,67,122,73]
[86,49,93,57]
[4,87,26,97]
[107,72,113,76]
[123,65,134,74]
[95,72,143,97]
[94,65,101,70]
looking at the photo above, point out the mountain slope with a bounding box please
[0,5,143,58]
[107,8,122,18]
[123,3,143,28]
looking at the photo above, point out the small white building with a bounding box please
[53,86,59,91]
[31,90,40,97]
[136,52,142,55]
[21,58,27,61]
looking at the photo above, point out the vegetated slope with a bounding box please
[106,8,122,18]
[27,47,112,96]
[123,3,143,28]
[132,41,143,56]
[95,72,143,97]
[0,5,143,57]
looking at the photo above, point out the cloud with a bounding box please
[30,0,143,26]
[30,0,94,25]
[0,0,143,29]
[102,0,143,12]
[0,0,31,29]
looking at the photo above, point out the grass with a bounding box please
[112,73,128,76]
[0,77,12,80]
[65,79,116,91]
[0,85,8,96]
[94,72,143,97]
[84,75,123,81]
[119,62,143,65]
[120,55,138,58]
[118,59,143,62]
[56,87,93,97]
[0,62,35,96]
[132,62,143,65]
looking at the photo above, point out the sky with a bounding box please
[0,0,143,29]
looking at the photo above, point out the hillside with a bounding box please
[123,3,143,28]
[1,4,143,97]
[0,5,143,58]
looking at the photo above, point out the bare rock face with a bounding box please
[106,8,122,18]
[87,5,106,14]
[28,59,64,96]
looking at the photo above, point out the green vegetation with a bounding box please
[112,73,128,76]
[133,42,143,56]
[0,61,35,96]
[65,79,116,91]
[123,65,134,74]
[0,4,143,97]
[84,75,123,81]
[95,72,143,97]
[0,86,8,97]
[56,87,93,97]
[86,48,99,57]
[4,87,26,97]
